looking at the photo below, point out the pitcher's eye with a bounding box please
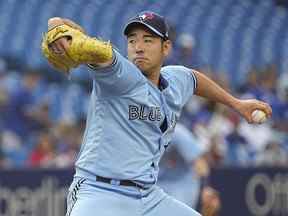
[128,39,135,44]
[144,39,152,43]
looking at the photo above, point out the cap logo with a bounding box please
[139,13,154,21]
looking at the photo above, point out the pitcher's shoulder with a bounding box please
[160,65,194,81]
[161,65,192,75]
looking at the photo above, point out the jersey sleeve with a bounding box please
[87,49,145,96]
[162,65,197,106]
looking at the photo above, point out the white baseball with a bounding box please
[251,110,267,124]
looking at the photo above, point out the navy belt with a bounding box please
[96,175,147,190]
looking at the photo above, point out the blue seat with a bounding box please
[0,0,287,83]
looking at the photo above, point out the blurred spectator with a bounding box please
[206,104,235,140]
[166,33,203,69]
[52,122,82,168]
[2,69,48,138]
[0,58,9,128]
[275,0,288,8]
[239,69,262,98]
[0,149,5,168]
[238,120,273,154]
[275,72,288,133]
[205,135,225,168]
[1,130,27,167]
[176,33,195,66]
[45,83,88,124]
[255,139,288,167]
[0,133,9,168]
[224,118,251,167]
[27,131,56,168]
[258,66,283,119]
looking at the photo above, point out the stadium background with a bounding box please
[0,0,288,215]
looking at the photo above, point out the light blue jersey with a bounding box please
[75,49,197,185]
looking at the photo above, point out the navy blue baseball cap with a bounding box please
[124,11,169,40]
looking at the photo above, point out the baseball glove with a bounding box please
[41,18,113,73]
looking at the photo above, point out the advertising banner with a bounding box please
[209,167,288,216]
[0,169,73,216]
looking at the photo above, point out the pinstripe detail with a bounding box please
[191,70,197,92]
[66,178,86,216]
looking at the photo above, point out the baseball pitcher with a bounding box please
[41,11,272,216]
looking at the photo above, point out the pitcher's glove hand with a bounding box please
[41,18,113,73]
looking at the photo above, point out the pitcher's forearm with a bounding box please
[193,70,240,110]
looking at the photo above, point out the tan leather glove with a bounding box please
[41,18,113,73]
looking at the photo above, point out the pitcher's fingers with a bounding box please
[53,42,65,54]
[257,101,272,118]
[57,37,70,52]
[262,102,272,117]
[48,17,64,30]
[48,43,60,54]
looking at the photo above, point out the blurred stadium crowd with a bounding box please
[0,0,288,170]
